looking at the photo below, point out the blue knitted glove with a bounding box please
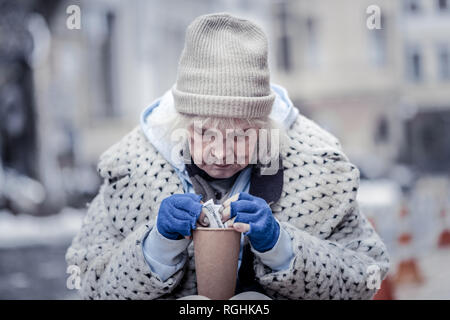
[230,192,280,252]
[156,193,203,240]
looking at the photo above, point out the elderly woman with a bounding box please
[66,12,389,300]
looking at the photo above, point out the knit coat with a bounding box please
[65,113,390,300]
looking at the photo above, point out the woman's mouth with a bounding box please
[213,164,232,169]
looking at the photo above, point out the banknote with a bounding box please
[202,199,224,228]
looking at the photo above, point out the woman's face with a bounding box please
[188,122,259,179]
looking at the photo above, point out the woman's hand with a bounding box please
[221,192,280,252]
[156,193,203,240]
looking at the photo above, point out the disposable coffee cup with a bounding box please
[192,227,241,300]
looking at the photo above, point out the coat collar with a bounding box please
[249,157,284,205]
[185,157,284,205]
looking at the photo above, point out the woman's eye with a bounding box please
[194,129,205,135]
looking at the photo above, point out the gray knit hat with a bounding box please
[172,12,275,118]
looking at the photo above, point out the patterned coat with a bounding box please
[65,113,390,300]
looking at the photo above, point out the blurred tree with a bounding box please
[0,0,61,213]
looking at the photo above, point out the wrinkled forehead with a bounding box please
[188,117,257,131]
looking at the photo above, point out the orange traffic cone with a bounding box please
[394,204,424,285]
[438,208,450,248]
[373,276,395,300]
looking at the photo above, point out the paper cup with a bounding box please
[193,227,241,300]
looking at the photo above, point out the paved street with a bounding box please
[0,242,79,299]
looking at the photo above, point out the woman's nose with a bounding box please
[212,140,233,163]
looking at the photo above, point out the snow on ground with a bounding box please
[0,208,84,248]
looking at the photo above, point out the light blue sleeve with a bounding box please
[142,226,190,282]
[250,220,294,272]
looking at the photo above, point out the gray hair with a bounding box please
[146,109,288,168]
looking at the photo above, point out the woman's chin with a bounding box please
[206,170,235,179]
[204,165,241,179]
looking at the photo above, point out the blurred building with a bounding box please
[271,0,450,179]
[271,0,400,178]
[397,0,450,174]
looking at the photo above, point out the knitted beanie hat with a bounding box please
[172,12,275,118]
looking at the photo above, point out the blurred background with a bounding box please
[0,0,449,299]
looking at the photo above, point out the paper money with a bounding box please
[202,199,224,228]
